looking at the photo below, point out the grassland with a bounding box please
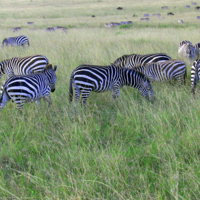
[0,0,200,199]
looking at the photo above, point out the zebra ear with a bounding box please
[54,65,57,71]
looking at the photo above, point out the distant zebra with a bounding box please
[133,60,187,85]
[2,35,29,47]
[0,55,49,79]
[69,64,154,104]
[178,40,195,64]
[191,59,200,94]
[0,64,57,111]
[195,43,200,59]
[114,53,171,68]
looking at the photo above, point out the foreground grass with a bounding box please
[0,0,200,199]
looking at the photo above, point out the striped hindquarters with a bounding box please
[191,59,200,94]
[136,60,186,84]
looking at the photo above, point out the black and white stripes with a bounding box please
[69,64,154,104]
[133,60,187,85]
[191,59,200,94]
[2,35,29,47]
[114,53,171,68]
[0,64,57,110]
[0,55,49,79]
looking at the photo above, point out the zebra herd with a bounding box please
[69,53,190,104]
[1,37,200,110]
[0,55,57,111]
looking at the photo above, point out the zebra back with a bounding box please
[134,59,186,84]
[114,53,171,68]
[0,55,49,79]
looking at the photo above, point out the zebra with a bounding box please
[195,43,200,59]
[114,53,171,69]
[0,64,57,111]
[191,59,200,95]
[133,59,187,85]
[0,55,49,80]
[178,40,195,64]
[69,64,154,104]
[2,35,29,47]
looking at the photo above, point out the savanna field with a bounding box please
[1,0,200,199]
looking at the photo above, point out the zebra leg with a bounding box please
[112,88,121,99]
[36,100,40,106]
[81,90,91,105]
[43,95,52,107]
[0,91,10,111]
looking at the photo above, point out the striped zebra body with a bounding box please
[134,60,186,85]
[0,64,57,110]
[69,64,154,104]
[178,40,195,64]
[191,59,200,94]
[0,55,49,79]
[2,35,29,47]
[114,53,171,68]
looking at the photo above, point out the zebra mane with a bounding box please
[179,40,192,46]
[44,64,53,70]
[114,54,130,63]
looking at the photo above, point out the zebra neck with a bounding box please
[0,60,8,75]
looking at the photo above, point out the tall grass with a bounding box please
[0,0,200,199]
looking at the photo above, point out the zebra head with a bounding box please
[141,76,154,101]
[44,64,57,92]
[2,38,8,47]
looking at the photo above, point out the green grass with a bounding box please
[0,0,200,199]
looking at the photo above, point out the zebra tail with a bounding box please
[69,75,73,103]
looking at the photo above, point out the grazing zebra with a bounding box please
[191,59,200,94]
[114,53,171,69]
[2,35,29,47]
[133,59,187,85]
[69,64,154,104]
[178,40,195,64]
[0,55,49,79]
[195,43,200,59]
[0,64,57,111]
